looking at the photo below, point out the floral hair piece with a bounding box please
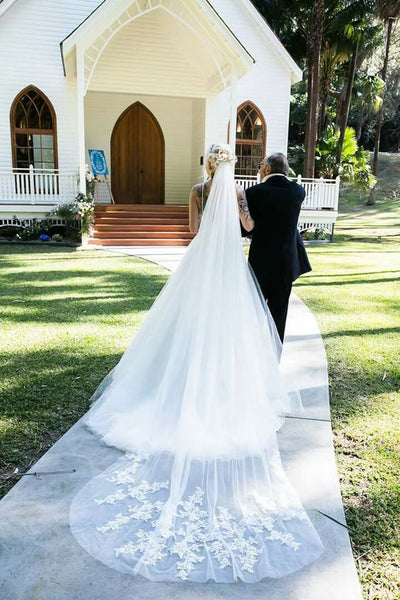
[206,144,237,175]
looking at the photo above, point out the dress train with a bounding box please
[70,162,323,581]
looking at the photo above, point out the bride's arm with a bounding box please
[189,187,200,233]
[236,185,255,232]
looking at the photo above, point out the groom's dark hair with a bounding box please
[265,153,289,175]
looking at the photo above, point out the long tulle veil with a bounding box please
[70,160,323,582]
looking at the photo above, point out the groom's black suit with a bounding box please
[245,175,311,342]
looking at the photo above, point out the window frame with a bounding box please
[10,85,58,173]
[234,101,266,177]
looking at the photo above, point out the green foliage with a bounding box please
[14,218,53,241]
[316,125,376,188]
[51,194,95,238]
[0,225,19,239]
[302,227,330,241]
[354,72,385,114]
[51,203,76,220]
[287,145,305,175]
[250,0,396,160]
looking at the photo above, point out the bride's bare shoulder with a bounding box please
[191,182,202,193]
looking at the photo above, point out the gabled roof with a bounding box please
[1,0,301,83]
[60,0,257,96]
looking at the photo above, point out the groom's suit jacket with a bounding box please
[245,175,311,287]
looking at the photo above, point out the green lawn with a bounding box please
[0,247,168,496]
[294,154,400,599]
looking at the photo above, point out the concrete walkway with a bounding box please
[0,247,363,600]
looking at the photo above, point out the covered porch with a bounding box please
[0,0,340,242]
[62,0,254,206]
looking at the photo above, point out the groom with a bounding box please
[245,153,311,343]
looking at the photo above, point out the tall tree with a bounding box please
[351,73,384,141]
[372,0,400,175]
[251,0,382,176]
[304,0,325,177]
[319,39,349,136]
[335,18,381,164]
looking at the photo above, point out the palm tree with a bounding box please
[352,73,384,141]
[303,0,325,177]
[319,39,349,136]
[368,1,400,204]
[334,17,381,165]
[371,1,400,176]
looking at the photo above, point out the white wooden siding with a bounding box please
[0,0,101,172]
[191,99,206,185]
[89,10,214,98]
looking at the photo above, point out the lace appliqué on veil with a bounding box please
[94,454,306,580]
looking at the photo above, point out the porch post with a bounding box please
[76,47,86,195]
[228,67,238,155]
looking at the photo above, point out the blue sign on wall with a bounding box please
[88,149,109,176]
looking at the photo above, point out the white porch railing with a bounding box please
[1,169,339,239]
[297,175,340,211]
[235,175,340,240]
[234,176,258,189]
[234,175,340,211]
[0,166,78,205]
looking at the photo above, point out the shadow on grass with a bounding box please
[327,357,399,430]
[300,270,400,279]
[0,268,168,323]
[0,347,122,497]
[344,476,400,574]
[297,275,400,287]
[0,245,170,496]
[308,247,400,254]
[323,326,400,339]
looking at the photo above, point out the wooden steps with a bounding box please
[89,204,195,246]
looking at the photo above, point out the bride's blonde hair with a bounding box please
[205,144,236,176]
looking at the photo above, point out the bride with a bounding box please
[70,144,323,583]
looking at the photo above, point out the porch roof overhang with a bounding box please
[60,0,255,97]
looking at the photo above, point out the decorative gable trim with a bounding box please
[0,0,17,18]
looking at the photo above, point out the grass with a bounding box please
[0,246,168,496]
[294,152,400,600]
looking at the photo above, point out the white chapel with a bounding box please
[0,0,339,245]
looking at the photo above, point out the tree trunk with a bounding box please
[369,17,395,205]
[319,64,331,136]
[336,41,359,166]
[372,17,394,177]
[304,0,325,177]
[304,52,315,177]
[356,108,364,141]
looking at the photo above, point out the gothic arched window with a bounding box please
[235,101,266,177]
[10,86,57,171]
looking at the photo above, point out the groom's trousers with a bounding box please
[257,277,292,344]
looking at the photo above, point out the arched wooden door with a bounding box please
[111,102,164,204]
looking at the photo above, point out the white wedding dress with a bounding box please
[70,161,323,582]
